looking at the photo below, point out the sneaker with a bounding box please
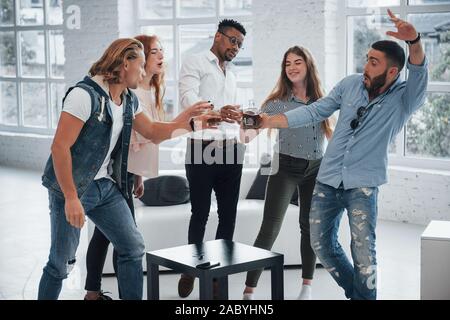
[297,285,312,300]
[84,291,113,300]
[178,274,195,298]
[242,293,254,300]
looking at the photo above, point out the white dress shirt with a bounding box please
[179,50,240,141]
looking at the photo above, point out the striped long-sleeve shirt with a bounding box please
[263,94,325,160]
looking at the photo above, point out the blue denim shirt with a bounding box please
[285,58,428,189]
[42,76,139,199]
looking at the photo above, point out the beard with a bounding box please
[224,49,236,62]
[364,70,387,97]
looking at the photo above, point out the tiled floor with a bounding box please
[0,166,426,300]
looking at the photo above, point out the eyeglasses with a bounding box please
[219,31,243,49]
[350,106,367,130]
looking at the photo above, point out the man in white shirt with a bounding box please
[178,19,247,298]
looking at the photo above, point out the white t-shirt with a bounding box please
[62,76,142,180]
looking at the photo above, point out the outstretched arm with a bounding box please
[133,101,220,144]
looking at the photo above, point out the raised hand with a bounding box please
[386,9,418,41]
[386,8,425,65]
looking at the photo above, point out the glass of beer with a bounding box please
[206,110,222,126]
[242,107,261,129]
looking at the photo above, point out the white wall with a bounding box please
[0,0,128,171]
[253,0,341,105]
[379,168,450,225]
[63,0,121,87]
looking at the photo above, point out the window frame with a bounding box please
[133,0,253,121]
[343,0,450,171]
[0,0,65,135]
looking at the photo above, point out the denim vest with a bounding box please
[42,76,138,199]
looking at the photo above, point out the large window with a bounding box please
[0,0,65,134]
[345,0,450,170]
[136,0,253,170]
[136,0,253,120]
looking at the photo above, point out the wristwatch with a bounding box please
[189,118,195,132]
[406,32,421,46]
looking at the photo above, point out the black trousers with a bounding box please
[84,174,135,293]
[185,140,245,244]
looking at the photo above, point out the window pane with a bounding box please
[409,0,450,4]
[22,82,47,127]
[163,85,175,120]
[139,0,173,19]
[141,26,174,80]
[179,24,215,63]
[221,0,252,16]
[347,15,401,73]
[178,0,215,18]
[47,0,63,25]
[233,22,252,82]
[0,81,17,125]
[408,13,450,83]
[49,30,65,78]
[406,92,450,159]
[19,0,44,25]
[236,87,254,108]
[20,31,45,77]
[0,0,14,26]
[50,82,65,128]
[0,32,16,76]
[347,0,399,7]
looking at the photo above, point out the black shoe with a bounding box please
[84,291,113,300]
[213,280,220,300]
[178,274,195,298]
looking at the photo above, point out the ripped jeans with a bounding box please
[309,181,378,300]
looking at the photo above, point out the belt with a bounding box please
[190,138,237,148]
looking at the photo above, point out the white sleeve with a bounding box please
[62,87,92,122]
[179,55,203,109]
[134,98,143,116]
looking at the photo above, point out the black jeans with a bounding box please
[185,140,245,244]
[84,174,135,294]
[245,153,321,287]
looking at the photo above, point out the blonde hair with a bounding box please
[263,46,333,139]
[134,34,165,119]
[89,38,144,84]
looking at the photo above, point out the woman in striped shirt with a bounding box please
[242,46,334,300]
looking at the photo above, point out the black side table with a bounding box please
[146,239,284,300]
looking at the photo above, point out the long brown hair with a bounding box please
[88,38,144,84]
[263,46,333,139]
[134,34,166,119]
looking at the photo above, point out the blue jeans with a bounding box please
[38,178,145,300]
[309,181,378,300]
